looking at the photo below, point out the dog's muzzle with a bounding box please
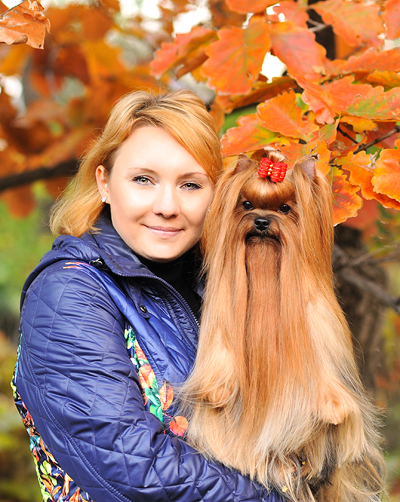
[254,217,270,232]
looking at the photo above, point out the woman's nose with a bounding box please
[152,185,180,218]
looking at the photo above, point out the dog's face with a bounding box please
[235,173,299,244]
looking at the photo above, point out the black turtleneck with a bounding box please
[136,247,202,322]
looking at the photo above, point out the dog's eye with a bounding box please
[279,204,291,214]
[243,201,254,211]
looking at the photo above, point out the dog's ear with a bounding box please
[233,153,253,174]
[295,154,318,180]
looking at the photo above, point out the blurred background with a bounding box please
[0,0,400,500]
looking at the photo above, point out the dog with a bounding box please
[180,150,385,502]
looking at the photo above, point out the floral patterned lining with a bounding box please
[12,325,188,501]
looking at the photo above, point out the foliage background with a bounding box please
[1,0,400,500]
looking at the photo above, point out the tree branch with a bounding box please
[337,125,358,144]
[336,267,400,315]
[0,160,79,193]
[353,125,400,155]
[333,243,400,315]
[307,18,328,33]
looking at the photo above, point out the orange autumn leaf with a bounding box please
[159,381,174,412]
[329,166,363,225]
[340,117,376,134]
[367,70,400,89]
[312,0,383,48]
[208,0,246,28]
[372,143,400,203]
[216,76,296,114]
[221,114,281,157]
[337,152,400,209]
[257,90,319,141]
[0,43,30,75]
[346,85,400,121]
[270,22,326,78]
[169,416,188,436]
[299,76,372,124]
[312,119,339,146]
[272,2,309,29]
[383,0,400,40]
[226,0,277,13]
[341,47,400,75]
[0,0,50,49]
[81,7,113,41]
[201,16,270,95]
[81,39,124,80]
[150,26,216,78]
[280,139,331,174]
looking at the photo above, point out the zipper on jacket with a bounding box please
[139,274,200,331]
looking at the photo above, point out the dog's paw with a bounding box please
[317,389,355,425]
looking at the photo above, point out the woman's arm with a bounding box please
[16,261,282,502]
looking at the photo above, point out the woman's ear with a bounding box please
[96,165,110,201]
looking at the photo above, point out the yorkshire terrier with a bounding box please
[180,150,385,502]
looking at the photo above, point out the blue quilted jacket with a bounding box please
[13,214,283,502]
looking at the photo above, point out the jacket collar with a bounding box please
[21,212,204,309]
[79,213,152,278]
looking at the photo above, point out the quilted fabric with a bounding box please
[14,214,284,502]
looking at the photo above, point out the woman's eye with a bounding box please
[182,182,201,190]
[243,201,253,210]
[133,176,152,185]
[279,204,291,214]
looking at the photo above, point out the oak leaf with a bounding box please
[312,0,383,48]
[372,141,400,202]
[221,114,281,157]
[0,0,50,49]
[226,0,277,13]
[341,48,400,75]
[329,166,363,225]
[81,7,113,41]
[367,70,400,89]
[0,43,30,75]
[346,86,400,121]
[81,40,124,80]
[208,0,246,28]
[338,151,400,209]
[280,139,331,174]
[257,90,319,141]
[150,26,215,78]
[382,0,400,40]
[201,15,271,95]
[340,117,376,134]
[312,119,339,145]
[299,76,374,124]
[215,76,296,114]
[272,2,309,29]
[270,22,326,78]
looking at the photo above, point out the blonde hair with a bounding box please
[50,89,223,236]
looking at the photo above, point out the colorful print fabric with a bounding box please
[12,325,187,501]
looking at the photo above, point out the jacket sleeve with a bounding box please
[16,262,283,502]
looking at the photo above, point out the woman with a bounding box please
[12,90,283,502]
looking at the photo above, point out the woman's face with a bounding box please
[96,126,213,262]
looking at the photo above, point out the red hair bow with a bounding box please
[258,158,287,182]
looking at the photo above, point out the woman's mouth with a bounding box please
[146,226,182,238]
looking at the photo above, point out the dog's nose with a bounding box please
[254,217,270,231]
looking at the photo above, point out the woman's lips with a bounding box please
[146,226,182,238]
